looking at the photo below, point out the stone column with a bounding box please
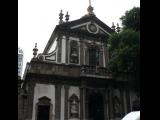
[80,86,86,120]
[85,88,89,119]
[66,36,69,64]
[61,36,66,63]
[120,87,125,117]
[24,82,35,120]
[64,85,69,120]
[55,84,62,120]
[80,87,83,120]
[18,94,25,120]
[126,87,131,113]
[60,85,65,120]
[108,86,114,120]
[57,36,62,63]
[99,48,103,67]
[102,89,109,120]
[103,43,106,68]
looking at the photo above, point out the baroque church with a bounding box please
[18,2,140,120]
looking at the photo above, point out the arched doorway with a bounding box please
[88,91,104,120]
[35,96,52,120]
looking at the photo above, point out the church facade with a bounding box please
[18,4,140,120]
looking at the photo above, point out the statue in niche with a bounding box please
[69,94,79,118]
[70,41,79,64]
[71,99,78,114]
[132,93,140,111]
[132,99,140,111]
[113,96,121,117]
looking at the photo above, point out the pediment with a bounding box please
[70,21,110,36]
[56,15,115,37]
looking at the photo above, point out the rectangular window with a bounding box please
[89,48,99,66]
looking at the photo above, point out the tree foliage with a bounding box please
[108,7,140,91]
[120,7,140,31]
[109,29,140,73]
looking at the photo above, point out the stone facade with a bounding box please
[18,10,140,120]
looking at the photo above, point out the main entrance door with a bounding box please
[88,91,104,120]
[37,105,50,120]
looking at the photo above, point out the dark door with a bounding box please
[37,105,50,120]
[88,92,104,120]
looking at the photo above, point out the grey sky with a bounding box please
[18,0,140,76]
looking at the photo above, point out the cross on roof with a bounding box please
[89,0,92,6]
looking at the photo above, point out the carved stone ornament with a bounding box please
[37,54,44,61]
[69,94,79,118]
[87,23,99,34]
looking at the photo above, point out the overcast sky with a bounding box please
[18,0,140,76]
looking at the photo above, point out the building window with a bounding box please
[36,96,52,120]
[88,47,100,66]
[70,41,79,64]
[69,94,79,118]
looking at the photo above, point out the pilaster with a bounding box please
[102,89,109,120]
[55,84,62,120]
[24,82,35,120]
[120,87,125,117]
[108,86,114,119]
[64,85,69,120]
[126,87,131,113]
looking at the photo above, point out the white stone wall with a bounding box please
[32,83,55,120]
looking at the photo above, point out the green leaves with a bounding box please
[108,29,140,73]
[120,7,140,31]
[109,6,140,73]
[108,7,140,91]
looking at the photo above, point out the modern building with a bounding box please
[18,47,24,77]
[18,2,140,120]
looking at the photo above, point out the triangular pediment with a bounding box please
[56,15,114,37]
[43,15,114,56]
[70,21,110,36]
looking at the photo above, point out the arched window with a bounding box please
[70,41,79,64]
[36,96,52,120]
[69,94,79,118]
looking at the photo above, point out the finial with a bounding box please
[116,23,120,33]
[111,22,116,31]
[59,10,64,24]
[87,0,94,15]
[65,11,69,22]
[89,0,91,6]
[33,43,38,58]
